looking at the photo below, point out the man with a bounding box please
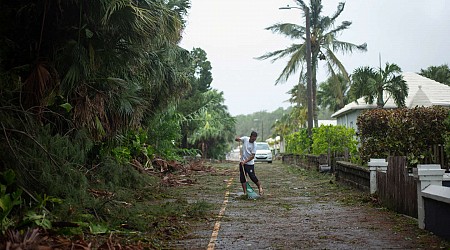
[235,131,263,195]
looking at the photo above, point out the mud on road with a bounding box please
[168,161,450,249]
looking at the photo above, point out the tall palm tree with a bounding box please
[317,74,351,112]
[350,63,408,108]
[257,0,367,126]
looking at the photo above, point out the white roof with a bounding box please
[318,120,337,126]
[331,72,450,118]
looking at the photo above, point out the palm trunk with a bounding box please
[377,88,384,108]
[312,51,319,128]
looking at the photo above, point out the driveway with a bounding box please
[168,161,450,249]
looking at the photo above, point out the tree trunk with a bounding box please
[377,88,384,108]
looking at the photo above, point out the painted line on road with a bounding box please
[207,177,234,250]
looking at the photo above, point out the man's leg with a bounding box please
[246,165,263,195]
[239,163,247,194]
[256,181,263,195]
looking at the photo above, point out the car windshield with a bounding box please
[256,143,269,150]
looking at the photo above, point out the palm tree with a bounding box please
[257,0,367,127]
[287,82,308,108]
[187,90,235,159]
[317,74,351,112]
[419,64,450,86]
[350,63,408,108]
[1,0,191,139]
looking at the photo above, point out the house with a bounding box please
[331,72,450,129]
[318,119,337,126]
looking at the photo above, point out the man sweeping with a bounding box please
[235,131,264,196]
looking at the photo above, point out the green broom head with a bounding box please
[246,182,260,199]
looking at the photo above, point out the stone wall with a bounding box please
[283,154,370,192]
[282,154,327,171]
[334,161,370,192]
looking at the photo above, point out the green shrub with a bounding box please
[311,125,358,156]
[357,106,450,165]
[284,126,358,159]
[444,111,450,166]
[285,129,311,154]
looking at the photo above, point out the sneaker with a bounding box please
[258,187,264,196]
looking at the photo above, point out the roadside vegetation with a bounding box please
[1,0,450,248]
[0,0,235,247]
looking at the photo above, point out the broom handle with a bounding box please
[239,141,247,182]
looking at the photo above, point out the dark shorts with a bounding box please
[239,163,259,184]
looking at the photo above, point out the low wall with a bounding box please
[422,186,450,240]
[335,161,370,192]
[283,154,369,191]
[282,154,327,171]
[415,166,450,239]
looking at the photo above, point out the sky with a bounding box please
[179,0,450,116]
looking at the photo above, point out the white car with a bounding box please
[255,142,273,163]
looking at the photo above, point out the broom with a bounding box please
[239,141,260,199]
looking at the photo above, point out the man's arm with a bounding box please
[235,136,241,142]
[243,154,255,164]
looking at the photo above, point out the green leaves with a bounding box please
[419,64,450,86]
[89,223,109,234]
[311,125,357,156]
[59,103,73,113]
[285,129,311,154]
[24,212,52,229]
[257,0,367,129]
[350,63,408,108]
[0,170,22,233]
[357,106,450,164]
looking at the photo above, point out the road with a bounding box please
[168,161,450,249]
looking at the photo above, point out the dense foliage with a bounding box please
[285,129,312,154]
[311,125,357,157]
[0,0,235,239]
[284,125,358,159]
[445,114,450,160]
[357,106,450,165]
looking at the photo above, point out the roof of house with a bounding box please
[331,72,450,118]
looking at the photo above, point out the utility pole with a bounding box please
[261,120,264,142]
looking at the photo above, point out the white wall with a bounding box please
[336,110,364,130]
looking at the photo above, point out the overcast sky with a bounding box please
[179,0,450,116]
